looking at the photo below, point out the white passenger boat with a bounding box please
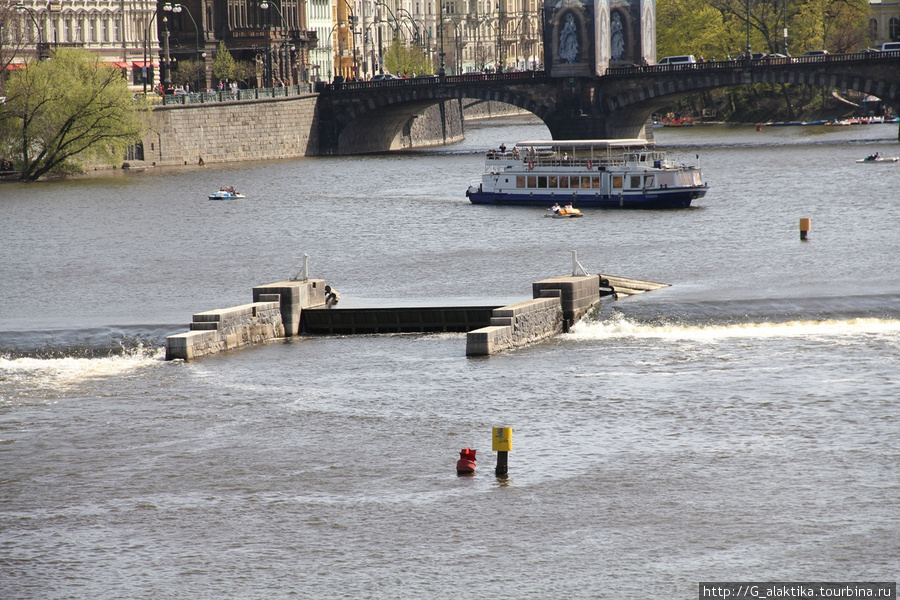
[465,139,709,209]
[855,154,899,163]
[208,189,245,200]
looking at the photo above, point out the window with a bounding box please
[630,175,642,188]
[516,176,526,188]
[559,176,569,189]
[548,176,558,188]
[612,175,623,188]
[527,175,537,187]
[537,176,547,188]
[891,17,900,41]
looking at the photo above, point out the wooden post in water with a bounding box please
[493,427,512,477]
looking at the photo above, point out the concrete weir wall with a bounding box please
[165,279,326,361]
[466,275,600,356]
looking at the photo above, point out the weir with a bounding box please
[164,271,669,361]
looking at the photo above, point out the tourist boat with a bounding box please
[465,139,708,209]
[208,189,245,200]
[855,154,899,163]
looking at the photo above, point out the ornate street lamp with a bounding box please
[15,2,45,61]
[163,3,204,92]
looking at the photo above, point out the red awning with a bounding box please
[132,61,158,68]
[6,63,27,70]
[114,61,129,69]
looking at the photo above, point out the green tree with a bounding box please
[384,37,432,76]
[211,40,238,83]
[0,48,150,181]
[171,58,204,90]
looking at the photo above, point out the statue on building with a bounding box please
[559,14,580,63]
[610,12,625,61]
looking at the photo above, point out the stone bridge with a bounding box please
[315,51,900,154]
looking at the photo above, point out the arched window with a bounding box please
[890,17,900,41]
[869,18,878,41]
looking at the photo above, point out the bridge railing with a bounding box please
[153,83,316,106]
[605,50,900,77]
[315,70,549,93]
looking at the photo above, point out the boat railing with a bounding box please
[516,156,630,169]
[486,151,691,170]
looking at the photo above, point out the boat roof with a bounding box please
[514,139,653,149]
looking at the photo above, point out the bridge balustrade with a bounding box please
[605,50,900,77]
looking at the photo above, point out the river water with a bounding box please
[1,118,898,599]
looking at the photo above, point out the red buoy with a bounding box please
[456,447,476,474]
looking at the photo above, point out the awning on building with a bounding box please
[132,61,158,68]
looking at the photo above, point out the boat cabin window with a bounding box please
[658,173,676,187]
[559,177,569,189]
[517,176,526,188]
[630,175,642,188]
[612,175,623,189]
[538,176,547,187]
[528,175,537,187]
[644,175,655,188]
[548,176,558,188]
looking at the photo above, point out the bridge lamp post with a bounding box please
[374,2,400,74]
[163,3,203,93]
[442,17,463,74]
[342,0,358,79]
[437,3,450,78]
[745,0,751,65]
[782,0,788,55]
[15,2,46,61]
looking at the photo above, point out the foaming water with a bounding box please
[568,313,900,342]
[0,345,165,401]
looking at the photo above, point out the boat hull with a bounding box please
[467,187,706,209]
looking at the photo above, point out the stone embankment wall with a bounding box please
[142,95,320,167]
[166,279,326,361]
[136,94,475,167]
[466,275,600,356]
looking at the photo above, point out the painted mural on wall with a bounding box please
[545,0,593,77]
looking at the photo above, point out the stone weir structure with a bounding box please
[165,274,667,360]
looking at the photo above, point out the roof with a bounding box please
[514,139,653,149]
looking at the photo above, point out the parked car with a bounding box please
[881,42,900,52]
[657,55,696,66]
[800,50,829,57]
[371,73,399,81]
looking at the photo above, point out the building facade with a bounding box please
[869,0,900,46]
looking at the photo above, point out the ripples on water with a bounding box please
[1,119,899,599]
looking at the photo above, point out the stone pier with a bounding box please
[165,279,326,361]
[465,275,601,356]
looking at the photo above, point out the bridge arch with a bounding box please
[316,77,560,154]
